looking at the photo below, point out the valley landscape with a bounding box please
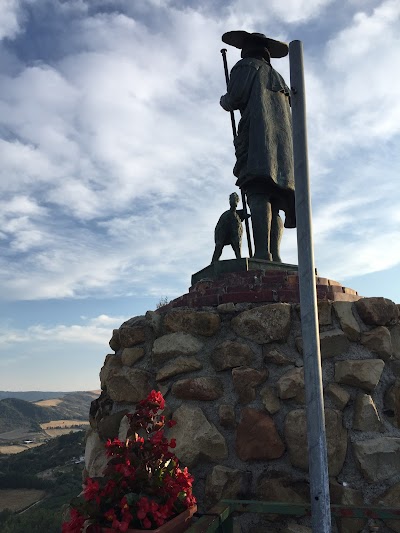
[0,390,97,532]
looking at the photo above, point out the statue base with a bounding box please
[191,258,298,286]
[155,259,360,311]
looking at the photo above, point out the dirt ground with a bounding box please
[40,420,90,429]
[0,489,46,512]
[44,427,88,437]
[0,443,42,454]
[34,398,63,407]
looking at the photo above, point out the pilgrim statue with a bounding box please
[220,31,296,262]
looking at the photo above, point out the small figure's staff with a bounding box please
[220,48,253,258]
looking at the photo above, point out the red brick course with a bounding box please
[157,270,360,311]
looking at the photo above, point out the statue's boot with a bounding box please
[271,208,283,262]
[246,193,272,261]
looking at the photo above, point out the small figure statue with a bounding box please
[212,192,250,263]
[220,31,296,262]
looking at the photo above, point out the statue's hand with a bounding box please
[220,95,229,110]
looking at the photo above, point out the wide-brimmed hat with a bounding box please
[222,31,288,58]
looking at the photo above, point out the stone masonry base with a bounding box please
[87,274,400,532]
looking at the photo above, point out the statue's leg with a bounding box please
[271,205,283,263]
[246,192,272,261]
[231,241,241,259]
[211,244,224,263]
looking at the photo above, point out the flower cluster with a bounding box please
[62,390,196,532]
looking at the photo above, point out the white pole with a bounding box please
[289,39,332,532]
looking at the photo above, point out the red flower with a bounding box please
[62,509,85,533]
[62,391,196,532]
[84,478,100,503]
[104,509,116,522]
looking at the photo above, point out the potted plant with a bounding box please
[62,390,197,532]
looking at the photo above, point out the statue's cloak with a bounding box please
[220,57,295,228]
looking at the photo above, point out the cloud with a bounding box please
[230,0,335,24]
[0,0,399,307]
[316,0,400,149]
[0,314,125,346]
[0,0,24,41]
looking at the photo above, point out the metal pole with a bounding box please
[220,48,253,258]
[289,40,332,532]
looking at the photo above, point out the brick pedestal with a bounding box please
[160,267,360,311]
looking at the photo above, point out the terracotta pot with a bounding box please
[101,505,197,533]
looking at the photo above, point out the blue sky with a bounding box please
[1,0,400,391]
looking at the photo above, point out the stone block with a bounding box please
[324,383,350,410]
[171,377,223,400]
[353,437,400,481]
[236,408,285,461]
[105,367,153,403]
[211,340,254,371]
[164,309,221,336]
[384,378,400,428]
[232,367,268,404]
[109,329,120,351]
[260,385,281,415]
[257,472,308,506]
[276,367,304,400]
[97,410,129,440]
[284,408,347,476]
[361,326,393,361]
[89,391,113,429]
[219,404,236,428]
[156,356,203,381]
[152,332,203,365]
[85,429,108,478]
[119,326,146,348]
[318,300,332,326]
[231,303,291,344]
[295,328,350,359]
[353,393,384,432]
[330,479,366,533]
[333,301,361,341]
[355,297,399,326]
[205,465,245,505]
[145,310,162,336]
[217,302,236,313]
[121,347,145,366]
[374,482,400,533]
[168,404,228,466]
[263,345,293,365]
[391,324,400,360]
[99,354,122,388]
[335,359,385,392]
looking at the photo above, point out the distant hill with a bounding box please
[0,391,99,433]
[0,391,68,402]
[0,399,51,433]
[0,430,85,476]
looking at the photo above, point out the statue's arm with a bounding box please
[236,209,251,221]
[220,63,256,112]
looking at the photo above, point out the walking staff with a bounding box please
[220,48,253,259]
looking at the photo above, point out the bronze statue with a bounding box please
[212,192,250,263]
[220,31,296,262]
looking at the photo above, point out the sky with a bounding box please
[0,0,400,391]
